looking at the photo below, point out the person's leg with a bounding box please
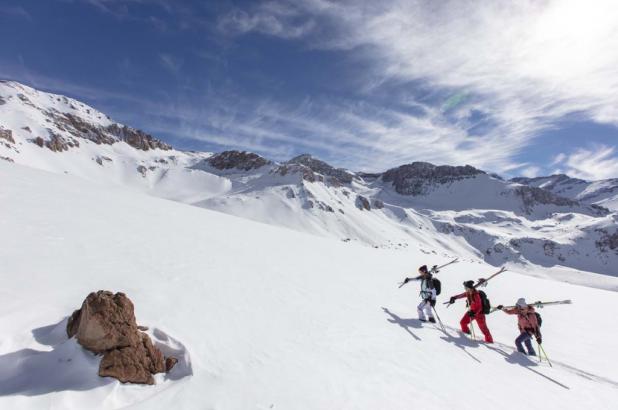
[424,302,434,321]
[515,332,527,353]
[475,314,493,343]
[460,313,471,334]
[417,301,427,321]
[523,334,536,356]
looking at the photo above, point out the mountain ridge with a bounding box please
[1,80,617,277]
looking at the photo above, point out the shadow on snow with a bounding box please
[0,317,192,397]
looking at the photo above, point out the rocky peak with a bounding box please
[382,162,485,196]
[287,154,354,185]
[208,150,270,171]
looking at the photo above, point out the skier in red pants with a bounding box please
[448,280,494,343]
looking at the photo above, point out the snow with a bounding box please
[2,80,618,279]
[1,161,618,409]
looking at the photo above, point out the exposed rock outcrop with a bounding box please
[0,127,15,144]
[287,154,354,185]
[513,186,609,216]
[356,195,371,211]
[208,150,270,171]
[67,291,176,385]
[383,162,484,196]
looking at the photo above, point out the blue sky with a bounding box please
[1,0,618,179]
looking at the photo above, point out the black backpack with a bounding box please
[432,278,442,295]
[535,312,543,327]
[478,290,491,314]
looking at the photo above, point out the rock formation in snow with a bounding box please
[67,291,175,384]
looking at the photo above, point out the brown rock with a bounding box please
[165,357,178,372]
[67,291,176,385]
[99,333,165,385]
[0,128,14,144]
[66,291,140,353]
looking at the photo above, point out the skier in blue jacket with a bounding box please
[403,265,437,323]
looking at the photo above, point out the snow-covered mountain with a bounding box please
[2,161,618,409]
[511,174,618,212]
[1,80,617,278]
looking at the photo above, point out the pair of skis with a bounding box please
[490,299,572,313]
[397,258,459,288]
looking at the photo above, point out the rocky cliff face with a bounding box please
[382,162,485,195]
[207,150,270,171]
[287,154,354,185]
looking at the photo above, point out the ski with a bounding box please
[443,266,506,306]
[473,266,506,288]
[398,258,459,288]
[490,299,572,313]
[430,258,459,274]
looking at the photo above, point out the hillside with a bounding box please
[1,161,617,409]
[1,81,618,278]
[512,174,618,211]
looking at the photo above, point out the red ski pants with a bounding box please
[460,313,493,343]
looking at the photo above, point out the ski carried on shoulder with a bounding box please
[490,299,572,313]
[473,266,506,288]
[443,266,506,307]
[398,258,459,288]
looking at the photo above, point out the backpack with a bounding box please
[535,312,543,327]
[478,290,491,314]
[432,278,442,295]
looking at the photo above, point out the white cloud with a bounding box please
[217,0,618,173]
[520,166,541,178]
[158,53,183,74]
[552,145,618,180]
[218,3,315,39]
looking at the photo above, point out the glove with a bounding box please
[403,278,410,284]
[467,311,475,318]
[496,305,504,310]
[536,336,542,344]
[449,296,456,304]
[429,299,436,307]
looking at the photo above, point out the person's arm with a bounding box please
[448,292,466,304]
[403,275,422,284]
[502,307,518,315]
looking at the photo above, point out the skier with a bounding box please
[496,298,542,356]
[448,280,494,343]
[402,265,438,323]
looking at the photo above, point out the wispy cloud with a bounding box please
[218,2,315,39]
[0,5,33,21]
[158,53,183,75]
[552,145,618,180]
[218,0,618,173]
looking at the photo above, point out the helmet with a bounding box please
[418,265,428,274]
[463,280,475,289]
[516,298,527,308]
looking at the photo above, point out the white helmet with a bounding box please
[516,298,527,308]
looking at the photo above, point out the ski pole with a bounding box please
[538,344,552,367]
[470,321,476,341]
[432,306,446,332]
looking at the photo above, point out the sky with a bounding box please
[1,0,618,179]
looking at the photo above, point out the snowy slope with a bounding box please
[1,161,617,410]
[0,80,217,200]
[2,81,618,277]
[512,174,618,211]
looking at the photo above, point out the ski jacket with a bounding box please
[503,306,541,338]
[407,275,437,301]
[453,291,483,315]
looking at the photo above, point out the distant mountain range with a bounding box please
[1,80,617,276]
